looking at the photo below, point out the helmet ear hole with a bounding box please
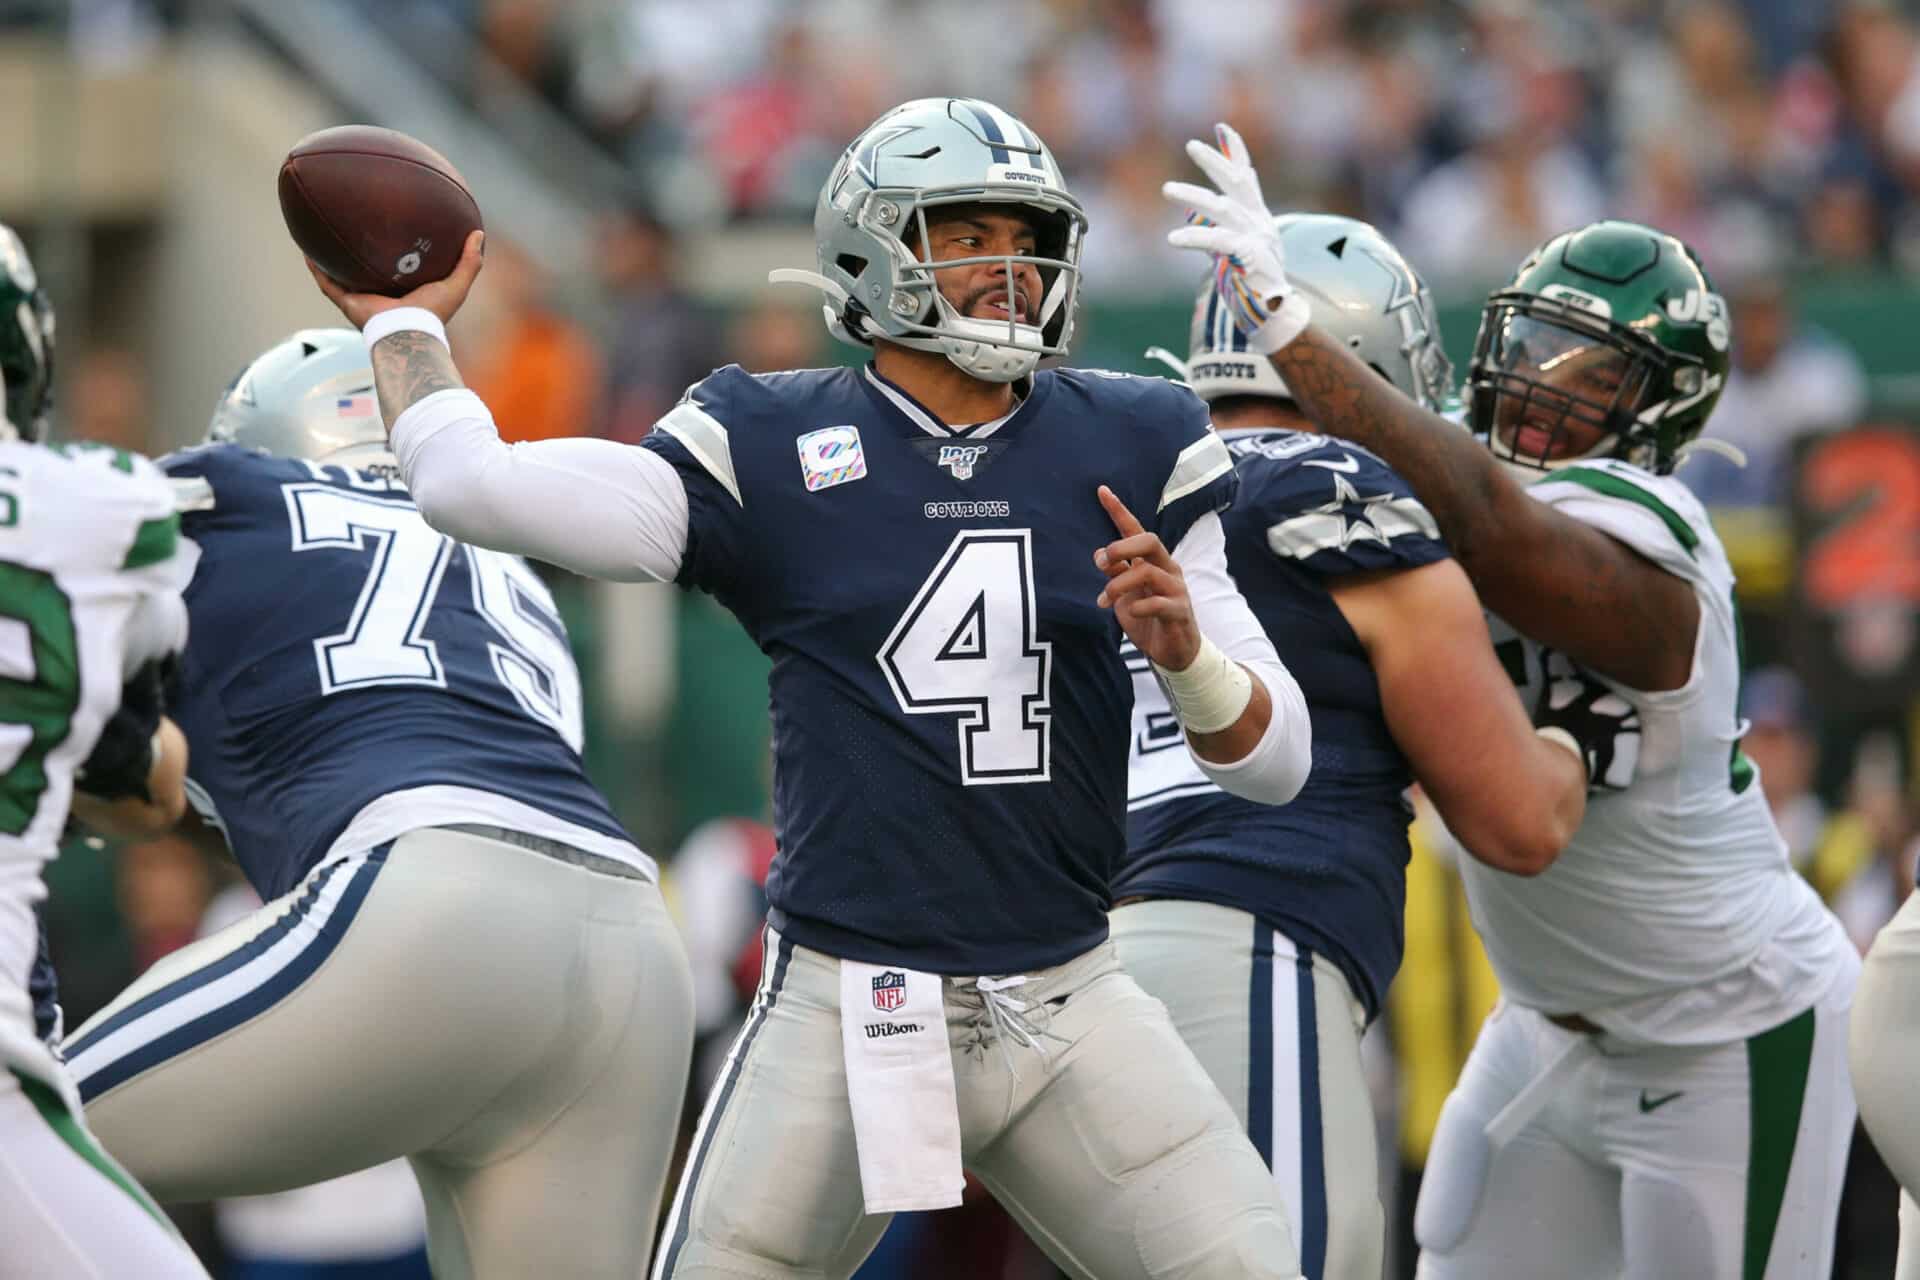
[836,253,868,279]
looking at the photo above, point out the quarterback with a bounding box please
[314,99,1315,1279]
[1168,126,1859,1277]
[0,223,207,1276]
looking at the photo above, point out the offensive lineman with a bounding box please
[1167,124,1859,1278]
[1115,215,1634,1279]
[59,330,694,1280]
[313,98,1316,1279]
[0,223,208,1277]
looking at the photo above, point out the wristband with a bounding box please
[363,307,449,353]
[1155,636,1253,735]
[1246,291,1312,355]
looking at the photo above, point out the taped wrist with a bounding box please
[1155,636,1253,735]
[1246,292,1312,355]
[1534,726,1584,774]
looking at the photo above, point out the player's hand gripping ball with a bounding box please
[279,125,482,297]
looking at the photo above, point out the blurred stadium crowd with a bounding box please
[8,0,1920,1277]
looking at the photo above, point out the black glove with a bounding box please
[1533,649,1641,792]
[73,656,176,802]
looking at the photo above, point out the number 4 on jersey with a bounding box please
[880,530,1053,785]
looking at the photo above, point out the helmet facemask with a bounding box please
[849,188,1082,383]
[0,228,55,446]
[1471,295,1692,477]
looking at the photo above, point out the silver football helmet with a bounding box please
[1167,214,1451,411]
[207,329,392,467]
[770,97,1087,383]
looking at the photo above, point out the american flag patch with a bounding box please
[336,395,375,419]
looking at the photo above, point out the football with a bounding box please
[278,125,482,297]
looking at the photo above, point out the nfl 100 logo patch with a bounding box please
[797,425,867,492]
[937,443,989,480]
[871,969,907,1012]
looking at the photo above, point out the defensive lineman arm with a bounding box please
[1253,334,1698,691]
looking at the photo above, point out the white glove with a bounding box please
[1163,123,1310,354]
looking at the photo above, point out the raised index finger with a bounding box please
[1097,484,1145,538]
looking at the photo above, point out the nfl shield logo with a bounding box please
[872,970,907,1012]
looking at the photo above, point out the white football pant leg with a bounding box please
[1112,899,1381,1279]
[654,933,1301,1280]
[64,829,692,1280]
[967,957,1302,1279]
[0,1066,208,1279]
[1855,890,1920,1276]
[1413,1003,1622,1279]
[650,934,894,1280]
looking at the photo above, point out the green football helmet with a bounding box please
[1468,219,1730,476]
[0,224,55,445]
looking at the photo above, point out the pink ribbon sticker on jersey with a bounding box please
[797,425,867,492]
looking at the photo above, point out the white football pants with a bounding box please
[62,826,694,1280]
[1111,899,1383,1280]
[654,928,1302,1280]
[1850,888,1920,1279]
[0,1064,209,1278]
[1415,974,1856,1280]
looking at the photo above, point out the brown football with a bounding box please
[279,125,482,296]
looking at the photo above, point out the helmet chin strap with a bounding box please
[771,266,1048,382]
[923,289,1042,383]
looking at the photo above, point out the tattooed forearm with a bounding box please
[1269,328,1504,561]
[1266,327,1699,689]
[371,331,466,429]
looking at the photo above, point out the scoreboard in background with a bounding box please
[1790,426,1920,773]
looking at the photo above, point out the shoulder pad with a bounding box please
[1528,461,1709,561]
[1249,438,1449,576]
[44,442,172,513]
[1052,366,1198,411]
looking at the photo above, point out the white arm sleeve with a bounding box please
[389,388,690,582]
[1173,511,1313,805]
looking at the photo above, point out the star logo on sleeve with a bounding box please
[1314,471,1396,549]
[1265,466,1440,561]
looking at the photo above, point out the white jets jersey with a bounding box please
[1463,458,1852,1045]
[0,441,188,1069]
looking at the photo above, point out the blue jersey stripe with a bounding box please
[1247,919,1275,1169]
[71,849,387,1101]
[1295,948,1327,1278]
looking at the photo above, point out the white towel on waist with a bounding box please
[839,960,964,1214]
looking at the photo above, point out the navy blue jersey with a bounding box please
[641,363,1236,974]
[1118,429,1448,1016]
[163,445,632,900]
